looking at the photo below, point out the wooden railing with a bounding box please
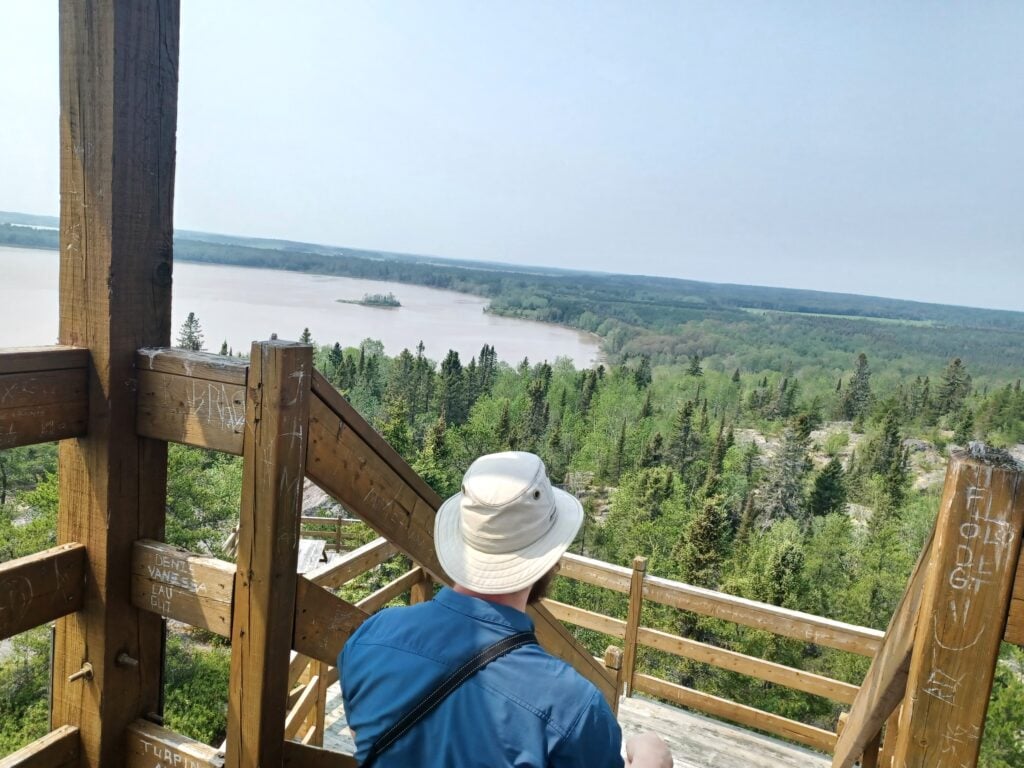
[3,343,1023,768]
[544,553,881,753]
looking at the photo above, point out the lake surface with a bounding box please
[0,245,602,366]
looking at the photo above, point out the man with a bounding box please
[340,451,672,767]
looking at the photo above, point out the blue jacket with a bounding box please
[340,587,624,767]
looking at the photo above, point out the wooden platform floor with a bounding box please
[322,683,830,767]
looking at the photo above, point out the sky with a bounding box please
[1,2,1022,311]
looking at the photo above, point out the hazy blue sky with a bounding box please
[2,2,1022,311]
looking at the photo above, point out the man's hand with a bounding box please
[625,732,672,768]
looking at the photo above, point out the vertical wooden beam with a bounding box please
[308,661,330,748]
[409,570,433,604]
[52,2,179,766]
[603,645,623,716]
[892,448,1024,768]
[226,341,312,768]
[878,702,901,768]
[621,556,647,696]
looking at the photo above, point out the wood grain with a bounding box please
[137,368,246,455]
[293,578,370,667]
[136,347,247,385]
[621,556,647,696]
[542,598,628,639]
[634,673,837,754]
[0,347,88,375]
[0,399,88,450]
[830,533,934,768]
[0,544,86,641]
[304,538,398,590]
[52,3,179,764]
[1005,547,1024,645]
[130,540,235,637]
[643,574,883,657]
[125,719,223,768]
[890,451,1024,768]
[282,741,358,768]
[0,725,80,768]
[637,625,860,705]
[226,341,312,768]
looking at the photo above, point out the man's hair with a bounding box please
[527,564,560,605]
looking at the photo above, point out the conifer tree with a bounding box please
[218,340,228,356]
[176,312,204,351]
[679,496,728,589]
[633,355,652,389]
[299,327,313,345]
[686,354,703,377]
[808,458,847,517]
[841,353,872,421]
[755,428,811,527]
[937,357,972,416]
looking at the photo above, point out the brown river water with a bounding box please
[0,245,601,367]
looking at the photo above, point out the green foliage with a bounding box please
[0,628,51,754]
[163,633,232,745]
[176,311,205,351]
[165,445,242,554]
[980,646,1024,768]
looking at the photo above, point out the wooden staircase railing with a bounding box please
[3,343,1023,768]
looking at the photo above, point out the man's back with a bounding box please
[340,588,624,768]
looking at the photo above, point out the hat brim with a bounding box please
[434,487,584,594]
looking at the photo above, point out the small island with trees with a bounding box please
[337,292,401,308]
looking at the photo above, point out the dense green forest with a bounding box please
[4,212,1024,382]
[3,307,1023,761]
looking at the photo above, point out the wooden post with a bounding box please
[226,341,312,768]
[878,702,901,768]
[891,448,1024,768]
[308,661,330,747]
[409,570,433,604]
[603,645,623,715]
[335,518,343,553]
[621,556,647,696]
[51,1,179,765]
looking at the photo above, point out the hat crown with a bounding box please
[459,452,557,554]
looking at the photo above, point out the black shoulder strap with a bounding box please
[360,630,538,768]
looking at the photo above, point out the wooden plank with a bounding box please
[306,395,443,577]
[304,538,397,590]
[136,347,247,385]
[0,725,80,768]
[1005,547,1024,645]
[0,544,86,640]
[130,540,235,637]
[137,368,246,454]
[293,578,370,667]
[311,370,440,507]
[559,552,633,593]
[542,599,628,638]
[637,626,860,705]
[130,539,369,665]
[282,741,358,768]
[306,380,619,706]
[409,570,433,605]
[621,556,647,696]
[0,346,88,375]
[125,719,223,768]
[634,673,837,754]
[830,532,935,768]
[297,540,327,574]
[309,661,331,748]
[226,341,312,768]
[644,575,883,657]
[0,369,87,410]
[52,2,179,764]
[0,400,88,450]
[285,676,320,739]
[300,517,361,527]
[356,567,424,614]
[891,449,1024,768]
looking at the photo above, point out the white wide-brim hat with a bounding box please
[435,451,584,594]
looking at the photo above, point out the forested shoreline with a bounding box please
[3,310,1023,762]
[4,215,1024,382]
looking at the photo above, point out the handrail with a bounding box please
[551,553,871,751]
